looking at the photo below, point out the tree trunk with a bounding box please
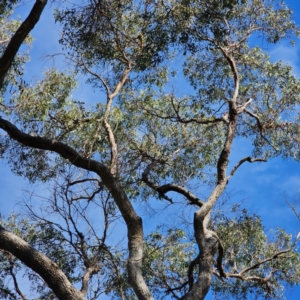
[184,249,214,300]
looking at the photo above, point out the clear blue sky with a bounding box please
[1,0,300,299]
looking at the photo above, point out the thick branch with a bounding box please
[0,117,154,300]
[236,98,252,113]
[185,51,240,300]
[68,178,101,186]
[0,0,47,88]
[187,254,200,291]
[244,108,263,130]
[110,66,131,99]
[222,51,239,106]
[81,267,99,296]
[0,226,85,300]
[103,119,118,176]
[216,51,239,184]
[157,184,204,207]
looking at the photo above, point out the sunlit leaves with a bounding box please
[211,210,300,299]
[12,69,77,121]
[0,0,17,16]
[1,0,300,299]
[142,228,196,299]
[55,0,178,73]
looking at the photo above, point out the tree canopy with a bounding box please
[0,0,300,299]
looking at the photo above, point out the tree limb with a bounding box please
[236,98,252,114]
[211,232,227,279]
[0,0,48,88]
[103,65,132,176]
[0,39,10,45]
[142,163,204,206]
[187,254,200,291]
[80,266,100,296]
[239,248,291,276]
[244,108,280,151]
[227,156,267,181]
[185,51,239,300]
[0,226,85,300]
[0,117,154,300]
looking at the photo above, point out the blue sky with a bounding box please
[1,0,300,299]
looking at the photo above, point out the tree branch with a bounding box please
[110,65,132,99]
[187,254,200,291]
[103,65,132,176]
[0,226,85,300]
[67,178,101,186]
[237,98,252,114]
[227,156,267,181]
[285,194,300,223]
[0,0,48,88]
[80,266,100,296]
[142,164,204,206]
[185,51,239,300]
[239,248,291,275]
[0,39,10,45]
[80,53,111,95]
[157,184,204,207]
[0,117,154,300]
[212,232,227,279]
[244,109,263,130]
[244,108,280,151]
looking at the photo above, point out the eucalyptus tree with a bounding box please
[0,0,300,300]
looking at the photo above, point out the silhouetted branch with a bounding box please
[0,0,48,87]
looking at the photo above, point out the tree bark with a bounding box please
[184,48,240,299]
[0,0,48,88]
[183,250,214,300]
[0,117,154,300]
[0,226,85,300]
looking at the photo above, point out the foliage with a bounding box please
[211,209,300,299]
[0,214,79,299]
[0,7,32,98]
[0,0,18,17]
[0,0,300,299]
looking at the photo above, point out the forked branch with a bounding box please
[0,117,154,300]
